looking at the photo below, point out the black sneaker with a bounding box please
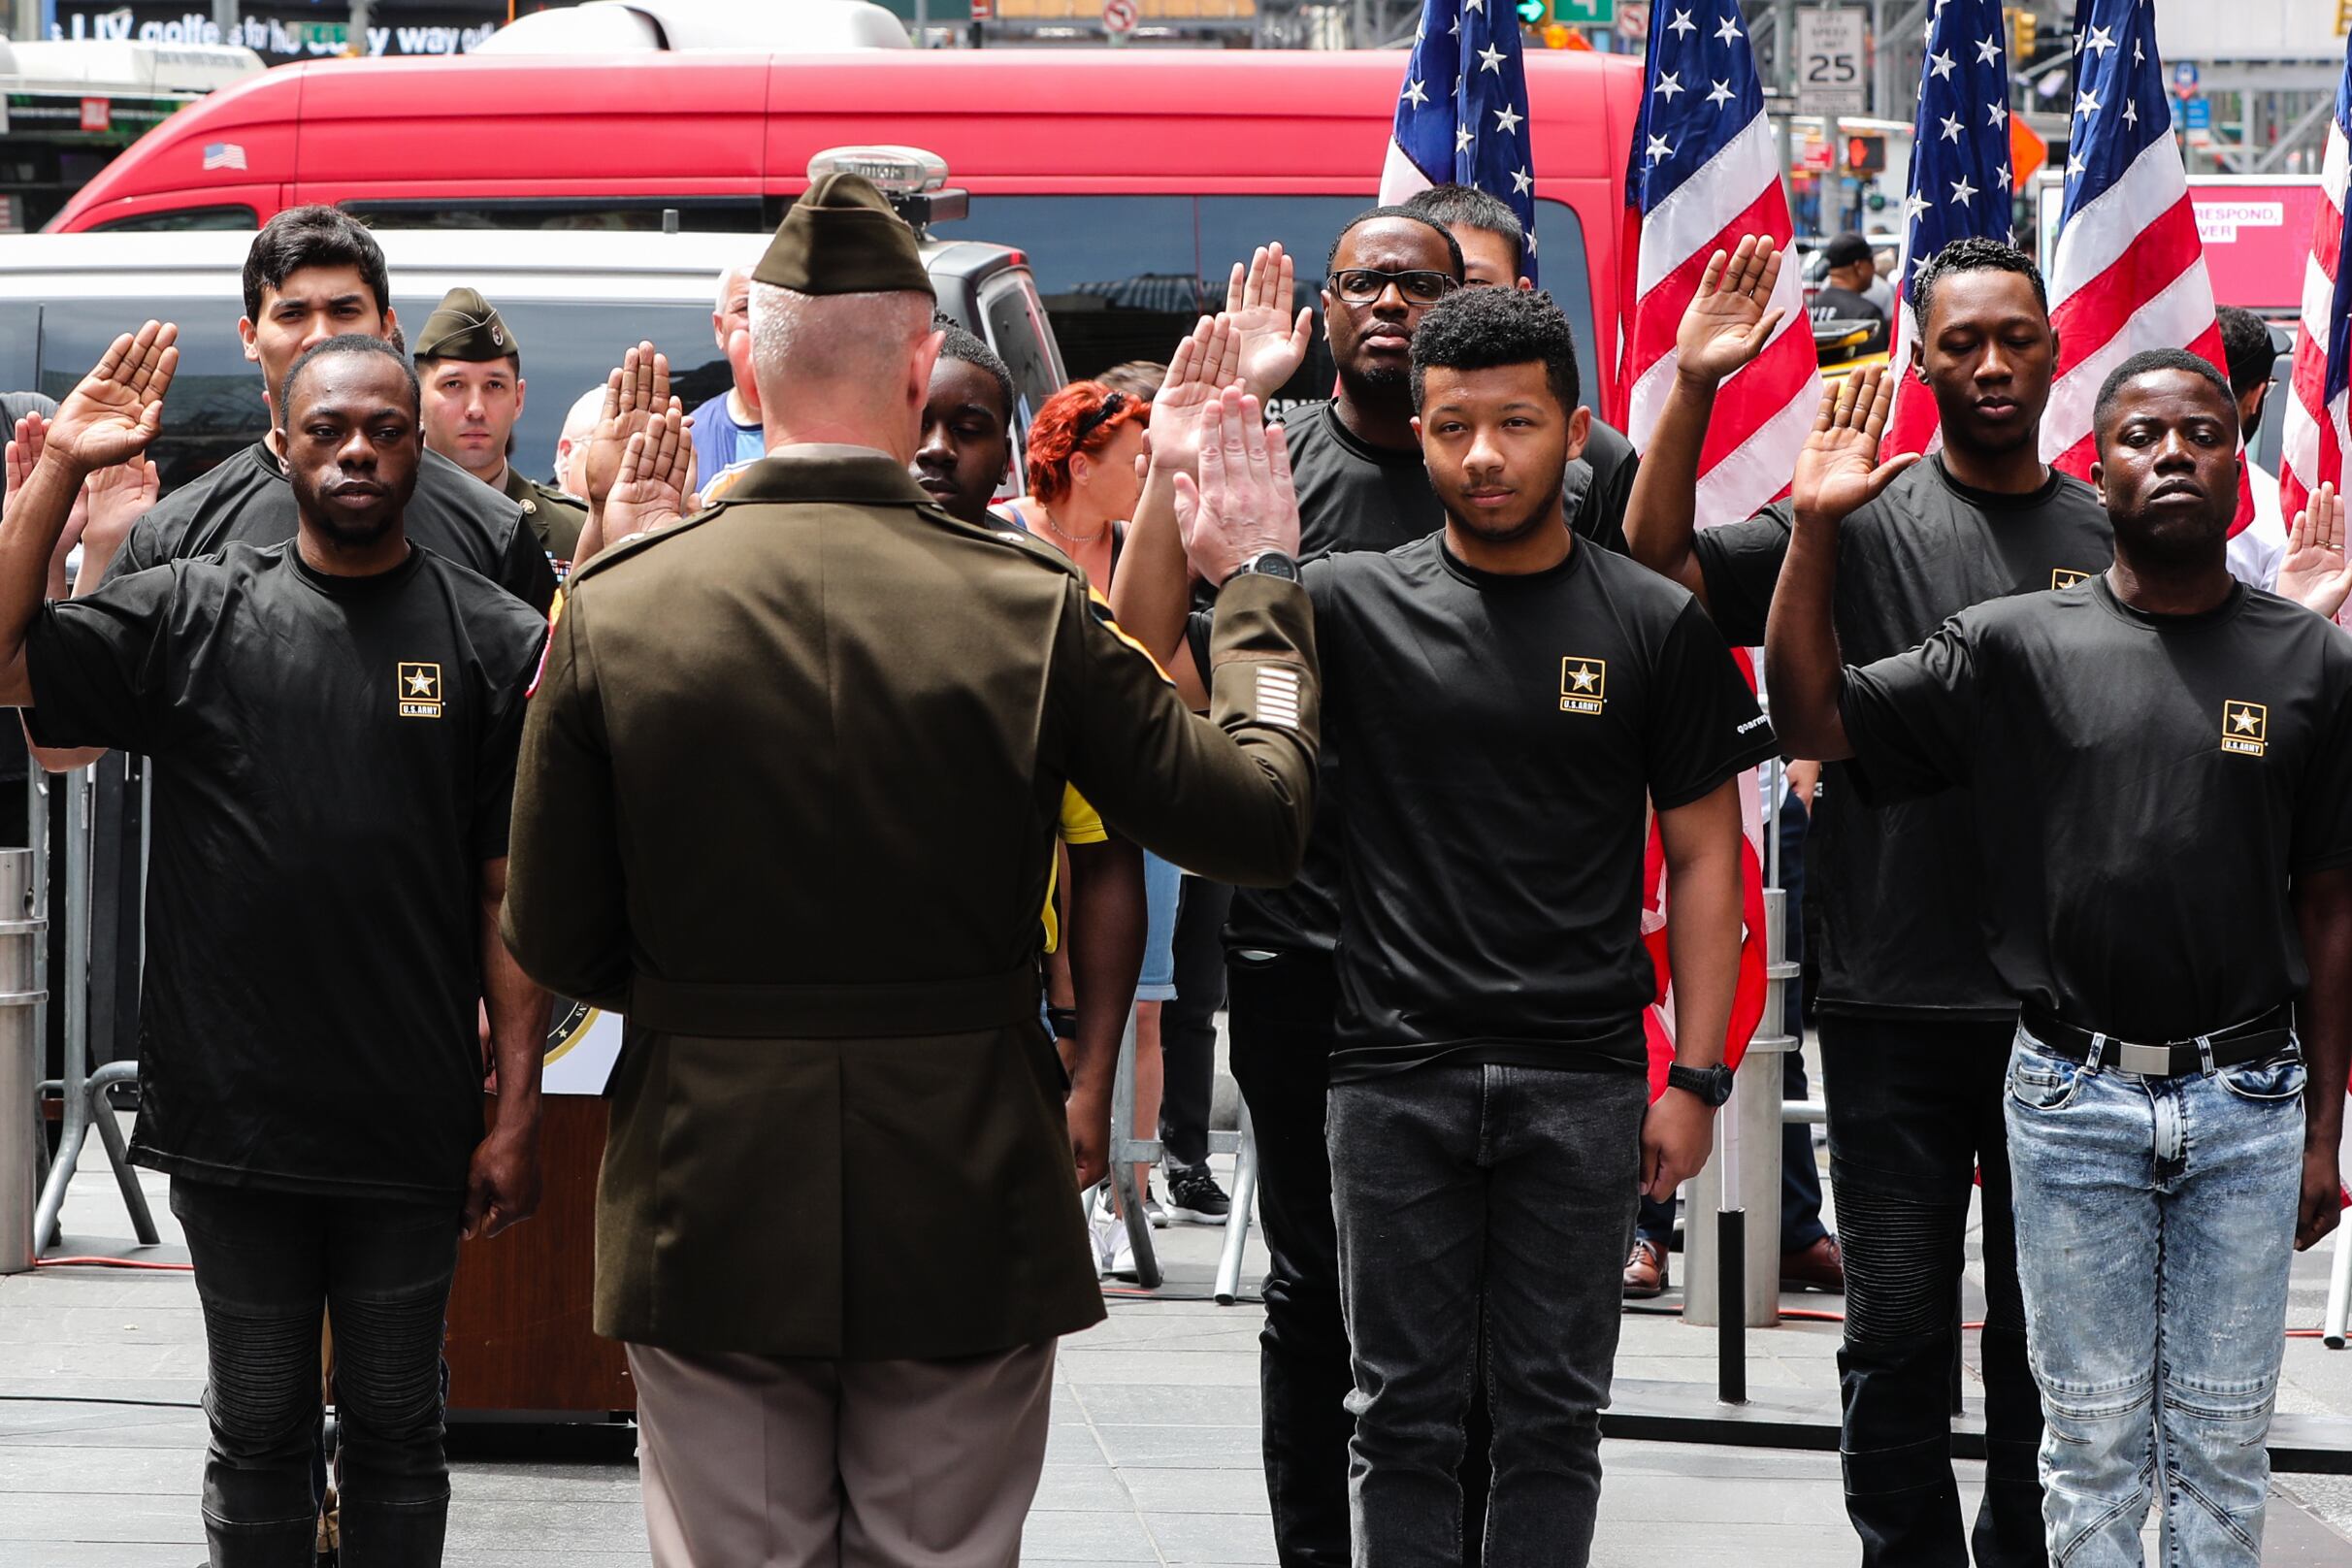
[1165,1165,1232,1225]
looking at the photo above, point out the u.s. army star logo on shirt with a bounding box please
[2050,568,2091,590]
[2222,701,2268,757]
[1560,657,1608,715]
[397,662,444,719]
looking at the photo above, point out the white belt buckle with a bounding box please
[2116,1040,2173,1076]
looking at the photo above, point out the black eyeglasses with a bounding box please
[1073,391,1130,443]
[1328,268,1460,306]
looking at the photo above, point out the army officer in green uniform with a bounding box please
[412,286,589,578]
[502,174,1322,1568]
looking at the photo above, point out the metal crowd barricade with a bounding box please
[0,848,50,1274]
[28,762,155,1256]
[1102,999,1259,1299]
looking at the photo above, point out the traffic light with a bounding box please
[1846,135,1887,174]
[2010,6,2034,64]
[1516,0,1546,23]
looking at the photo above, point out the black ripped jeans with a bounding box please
[171,1176,461,1568]
[1818,1016,2045,1568]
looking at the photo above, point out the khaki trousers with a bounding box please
[628,1338,1057,1568]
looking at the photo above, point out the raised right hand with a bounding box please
[1174,388,1300,585]
[1676,237,1784,389]
[44,321,179,475]
[1791,366,1917,531]
[1145,314,1242,474]
[602,398,692,547]
[583,343,670,508]
[1226,244,1314,401]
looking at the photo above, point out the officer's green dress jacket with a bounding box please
[502,446,1321,1360]
[501,464,587,572]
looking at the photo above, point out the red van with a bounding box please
[49,48,1646,413]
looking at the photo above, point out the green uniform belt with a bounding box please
[628,964,1042,1038]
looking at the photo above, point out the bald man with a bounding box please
[684,261,764,484]
[553,384,605,501]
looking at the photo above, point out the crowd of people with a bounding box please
[1,168,2348,1568]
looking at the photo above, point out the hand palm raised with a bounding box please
[1147,314,1243,474]
[1677,236,1785,386]
[1790,366,1917,526]
[47,321,178,472]
[603,399,691,547]
[584,343,670,507]
[1225,244,1314,401]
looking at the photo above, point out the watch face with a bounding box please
[1247,552,1300,581]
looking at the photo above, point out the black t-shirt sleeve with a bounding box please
[1646,601,1779,809]
[99,509,169,586]
[1687,506,1791,646]
[2292,663,2352,875]
[21,565,180,754]
[1837,619,1981,804]
[472,630,546,862]
[497,513,560,616]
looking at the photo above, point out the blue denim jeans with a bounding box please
[2004,1028,2304,1568]
[1328,1062,1647,1568]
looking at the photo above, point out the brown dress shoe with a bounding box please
[1623,1237,1668,1299]
[1780,1234,1846,1294]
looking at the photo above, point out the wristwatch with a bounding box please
[1666,1062,1736,1107]
[1225,550,1301,586]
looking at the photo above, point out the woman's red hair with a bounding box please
[1025,379,1151,505]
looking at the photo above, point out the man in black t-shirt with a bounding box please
[1114,206,1465,1568]
[1626,235,2105,1568]
[1766,351,2352,1568]
[0,327,550,1566]
[1810,232,1890,360]
[1149,290,1771,1565]
[26,209,556,781]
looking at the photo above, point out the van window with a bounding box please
[0,304,38,391]
[90,206,259,234]
[940,195,1596,422]
[346,200,768,234]
[32,297,730,497]
[975,272,1065,439]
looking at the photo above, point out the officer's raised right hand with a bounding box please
[1791,365,1918,533]
[1172,388,1300,585]
[39,320,178,478]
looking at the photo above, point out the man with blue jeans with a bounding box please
[1766,352,2352,1564]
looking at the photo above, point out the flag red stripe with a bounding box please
[1623,187,1798,380]
[2048,193,2204,367]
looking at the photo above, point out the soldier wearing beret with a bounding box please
[412,286,589,578]
[502,173,1323,1568]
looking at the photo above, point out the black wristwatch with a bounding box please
[1667,1062,1736,1107]
[1225,550,1301,586]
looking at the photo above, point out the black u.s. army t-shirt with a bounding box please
[23,543,550,1199]
[106,441,559,616]
[1691,458,2112,1021]
[1841,576,2352,1041]
[1320,535,1779,1079]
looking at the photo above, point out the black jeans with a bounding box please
[172,1176,461,1568]
[1160,876,1231,1172]
[1328,1063,1646,1568]
[1818,1015,2045,1568]
[1227,949,1355,1568]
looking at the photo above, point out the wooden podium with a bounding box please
[442,1094,634,1418]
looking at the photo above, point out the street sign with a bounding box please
[1102,0,1137,32]
[2172,60,2199,99]
[2009,116,2047,184]
[971,0,994,18]
[1617,1,1650,38]
[1552,0,1615,22]
[78,98,109,133]
[1795,9,1867,118]
[2185,97,2211,130]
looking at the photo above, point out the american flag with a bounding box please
[2044,0,2249,532]
[2278,40,2352,530]
[200,142,246,173]
[1617,0,1817,528]
[1882,0,2016,458]
[1617,0,1805,1079]
[1379,0,1541,285]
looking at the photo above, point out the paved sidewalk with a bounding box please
[7,1117,2352,1565]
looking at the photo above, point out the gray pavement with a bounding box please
[8,1114,2352,1565]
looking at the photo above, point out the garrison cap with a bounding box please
[413,287,518,364]
[754,172,933,299]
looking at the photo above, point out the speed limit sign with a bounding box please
[1795,9,1866,118]
[1102,0,1138,33]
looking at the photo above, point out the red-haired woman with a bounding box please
[1006,380,1150,590]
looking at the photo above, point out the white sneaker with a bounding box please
[1090,1191,1138,1281]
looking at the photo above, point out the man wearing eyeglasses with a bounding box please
[1157,206,1462,1568]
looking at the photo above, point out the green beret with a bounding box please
[754,171,933,299]
[412,287,518,364]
